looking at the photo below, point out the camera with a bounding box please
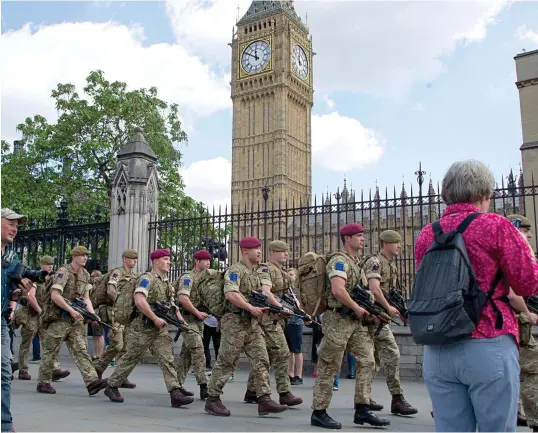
[200,236,228,261]
[10,263,49,300]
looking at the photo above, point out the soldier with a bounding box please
[362,230,418,415]
[16,255,69,381]
[204,237,288,417]
[103,248,194,407]
[243,240,302,407]
[506,214,538,433]
[93,249,138,388]
[36,246,108,395]
[174,249,212,400]
[311,223,390,430]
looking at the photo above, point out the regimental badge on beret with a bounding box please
[335,260,345,272]
[184,278,191,287]
[230,272,238,282]
[139,279,149,288]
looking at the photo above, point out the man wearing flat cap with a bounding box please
[93,249,138,388]
[16,255,67,382]
[104,248,194,408]
[311,223,389,429]
[37,245,108,396]
[205,237,288,417]
[362,230,417,416]
[242,240,302,407]
[506,214,538,431]
[174,249,213,400]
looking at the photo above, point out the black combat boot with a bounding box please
[244,389,258,403]
[517,411,527,426]
[354,403,390,427]
[86,378,108,396]
[205,395,231,416]
[369,399,383,411]
[178,385,194,396]
[391,394,418,415]
[200,383,208,400]
[311,410,342,429]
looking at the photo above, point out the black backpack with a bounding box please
[408,212,505,345]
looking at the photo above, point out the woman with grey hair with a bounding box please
[414,160,538,432]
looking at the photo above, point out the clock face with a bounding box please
[292,44,308,80]
[241,40,271,75]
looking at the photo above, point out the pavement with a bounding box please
[11,359,439,432]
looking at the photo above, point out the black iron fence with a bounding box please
[149,180,537,291]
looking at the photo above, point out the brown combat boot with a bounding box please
[391,394,418,415]
[244,389,258,404]
[86,378,108,396]
[258,394,289,416]
[11,361,19,373]
[170,388,194,407]
[104,385,124,403]
[279,391,303,406]
[52,369,71,381]
[204,395,231,416]
[36,383,56,394]
[18,371,31,380]
[120,378,136,389]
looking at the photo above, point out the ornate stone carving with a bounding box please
[116,173,128,215]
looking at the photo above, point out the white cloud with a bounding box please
[413,103,426,112]
[322,94,335,110]
[165,0,511,98]
[181,157,231,211]
[516,24,538,47]
[312,112,384,172]
[1,21,231,145]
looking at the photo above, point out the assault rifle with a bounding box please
[527,295,538,315]
[146,301,202,342]
[344,285,399,336]
[61,296,113,329]
[247,291,310,322]
[196,303,212,315]
[279,292,322,327]
[386,287,409,326]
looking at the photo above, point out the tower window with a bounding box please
[254,24,257,31]
[244,28,247,34]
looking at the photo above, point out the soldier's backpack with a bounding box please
[297,252,330,316]
[89,271,112,308]
[40,275,62,324]
[195,268,226,318]
[408,212,506,346]
[113,275,138,325]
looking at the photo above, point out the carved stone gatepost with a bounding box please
[109,127,158,273]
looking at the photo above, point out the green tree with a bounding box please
[1,70,197,220]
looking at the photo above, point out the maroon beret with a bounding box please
[340,223,364,236]
[239,237,262,249]
[194,250,212,260]
[150,249,170,260]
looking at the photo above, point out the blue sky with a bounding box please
[2,0,538,209]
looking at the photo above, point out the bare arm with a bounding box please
[27,285,41,314]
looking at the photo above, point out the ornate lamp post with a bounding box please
[261,185,270,260]
[415,162,426,228]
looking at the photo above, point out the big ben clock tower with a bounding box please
[230,0,314,213]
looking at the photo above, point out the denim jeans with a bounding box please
[424,334,520,432]
[32,335,41,360]
[347,352,356,376]
[1,317,13,432]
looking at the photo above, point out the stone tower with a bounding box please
[230,0,314,213]
[515,49,538,231]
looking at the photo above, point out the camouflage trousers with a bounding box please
[208,313,271,398]
[247,315,290,394]
[107,318,180,392]
[38,319,98,385]
[175,316,207,386]
[93,323,131,374]
[520,333,538,428]
[17,313,60,373]
[312,310,376,410]
[373,324,403,395]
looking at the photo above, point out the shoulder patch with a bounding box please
[139,279,149,288]
[57,273,64,279]
[230,272,238,282]
[335,260,345,272]
[370,261,380,272]
[183,278,191,287]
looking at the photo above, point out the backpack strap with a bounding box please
[486,269,506,330]
[456,212,481,234]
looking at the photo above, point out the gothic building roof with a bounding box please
[117,127,157,161]
[237,0,307,32]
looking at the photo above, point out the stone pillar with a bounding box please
[109,127,158,274]
[515,49,538,233]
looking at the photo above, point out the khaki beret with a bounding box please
[39,255,54,265]
[268,240,289,252]
[380,230,402,243]
[71,246,89,257]
[507,214,531,228]
[122,249,138,259]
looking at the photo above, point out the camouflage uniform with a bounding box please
[519,316,538,429]
[174,270,207,388]
[363,253,403,395]
[37,263,104,393]
[312,251,377,411]
[106,271,181,392]
[93,266,137,379]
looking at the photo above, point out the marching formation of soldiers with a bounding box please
[10,220,537,430]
